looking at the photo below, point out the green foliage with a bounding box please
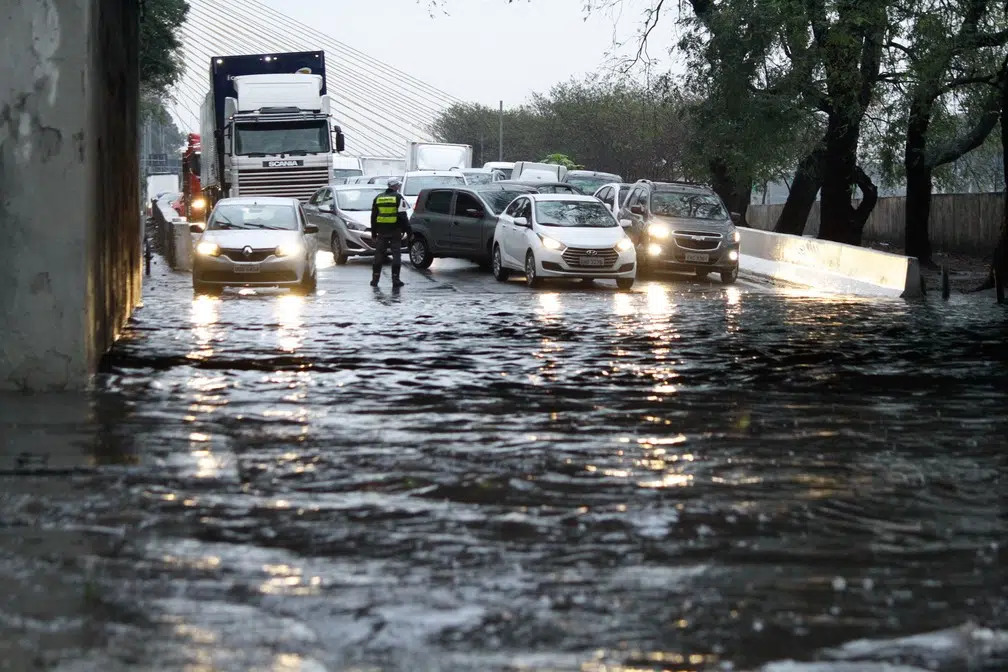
[540,154,583,169]
[139,0,190,95]
[429,76,692,181]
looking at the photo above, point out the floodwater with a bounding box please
[1,253,1006,671]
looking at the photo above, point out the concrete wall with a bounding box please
[738,228,922,298]
[746,192,1004,256]
[0,0,141,391]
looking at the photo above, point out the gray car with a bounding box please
[407,184,537,270]
[618,179,741,284]
[304,184,392,264]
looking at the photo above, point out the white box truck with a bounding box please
[405,142,472,171]
[360,155,407,176]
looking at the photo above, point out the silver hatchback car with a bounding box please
[191,196,320,295]
[304,184,394,264]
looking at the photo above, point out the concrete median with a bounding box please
[738,227,922,298]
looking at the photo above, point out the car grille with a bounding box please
[236,166,331,202]
[561,246,619,268]
[202,270,297,283]
[673,230,722,251]
[219,248,275,262]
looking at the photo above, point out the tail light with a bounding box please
[412,191,424,213]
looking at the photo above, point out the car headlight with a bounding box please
[191,198,206,211]
[728,228,741,243]
[616,237,634,252]
[275,242,303,257]
[648,223,671,239]
[539,234,565,252]
[345,220,368,232]
[195,241,219,257]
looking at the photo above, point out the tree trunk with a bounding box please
[991,81,1008,288]
[774,149,823,235]
[852,165,878,237]
[710,157,752,226]
[818,114,861,245]
[903,104,936,266]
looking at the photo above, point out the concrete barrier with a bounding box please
[738,228,922,298]
[172,222,194,271]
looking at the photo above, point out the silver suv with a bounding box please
[618,180,741,284]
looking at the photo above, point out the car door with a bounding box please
[450,191,487,256]
[419,189,455,253]
[507,198,533,265]
[304,188,325,227]
[498,198,524,268]
[298,203,318,265]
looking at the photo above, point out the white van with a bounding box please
[331,155,364,183]
[511,161,567,182]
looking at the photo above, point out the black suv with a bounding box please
[408,183,537,269]
[617,180,741,284]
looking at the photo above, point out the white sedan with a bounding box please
[491,193,637,290]
[191,196,319,295]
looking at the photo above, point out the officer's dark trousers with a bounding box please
[372,233,401,279]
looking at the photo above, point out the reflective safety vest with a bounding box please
[375,194,399,225]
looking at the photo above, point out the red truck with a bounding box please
[180,133,206,223]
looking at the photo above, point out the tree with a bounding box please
[541,153,583,169]
[139,0,190,96]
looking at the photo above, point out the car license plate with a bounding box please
[233,263,260,273]
[579,256,608,266]
[684,253,709,263]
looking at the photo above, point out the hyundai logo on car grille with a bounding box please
[585,250,597,255]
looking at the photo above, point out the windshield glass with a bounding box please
[332,169,362,179]
[336,188,385,211]
[234,121,330,156]
[537,184,581,194]
[535,200,617,228]
[566,174,620,193]
[651,191,728,220]
[479,189,531,214]
[463,172,495,185]
[208,203,298,230]
[403,174,465,196]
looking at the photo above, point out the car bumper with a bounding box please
[344,228,376,256]
[193,254,307,286]
[641,240,740,272]
[536,246,637,278]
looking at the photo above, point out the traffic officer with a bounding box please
[369,177,412,288]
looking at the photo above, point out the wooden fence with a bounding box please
[745,192,1005,255]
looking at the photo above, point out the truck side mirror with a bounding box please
[334,128,345,153]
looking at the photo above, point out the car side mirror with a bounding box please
[730,211,741,224]
[189,223,204,234]
[618,218,632,228]
[630,204,645,216]
[325,203,337,213]
[513,216,528,227]
[465,208,484,218]
[304,223,319,234]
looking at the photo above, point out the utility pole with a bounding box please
[498,100,503,161]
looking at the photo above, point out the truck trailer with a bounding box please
[199,51,346,206]
[405,142,472,172]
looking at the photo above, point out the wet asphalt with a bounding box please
[0,251,1006,671]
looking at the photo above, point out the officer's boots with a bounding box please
[370,271,380,287]
[391,273,404,289]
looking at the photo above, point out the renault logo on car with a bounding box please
[242,246,253,257]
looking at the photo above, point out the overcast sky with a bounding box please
[259,0,682,107]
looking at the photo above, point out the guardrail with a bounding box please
[738,227,922,298]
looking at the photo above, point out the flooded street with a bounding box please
[2,253,1007,671]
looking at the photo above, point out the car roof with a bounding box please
[496,180,578,188]
[330,183,386,190]
[528,193,600,202]
[216,196,298,205]
[644,180,714,193]
[567,170,621,177]
[471,183,536,192]
[404,170,464,177]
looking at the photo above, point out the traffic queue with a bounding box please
[188,159,742,296]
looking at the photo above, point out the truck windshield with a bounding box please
[234,121,330,156]
[188,153,201,176]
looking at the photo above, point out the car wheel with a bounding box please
[721,265,739,285]
[299,267,317,294]
[525,250,542,288]
[331,234,348,265]
[409,235,434,269]
[616,278,634,291]
[193,280,220,296]
[695,269,709,280]
[492,244,510,282]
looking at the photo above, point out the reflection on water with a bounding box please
[49,268,1008,671]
